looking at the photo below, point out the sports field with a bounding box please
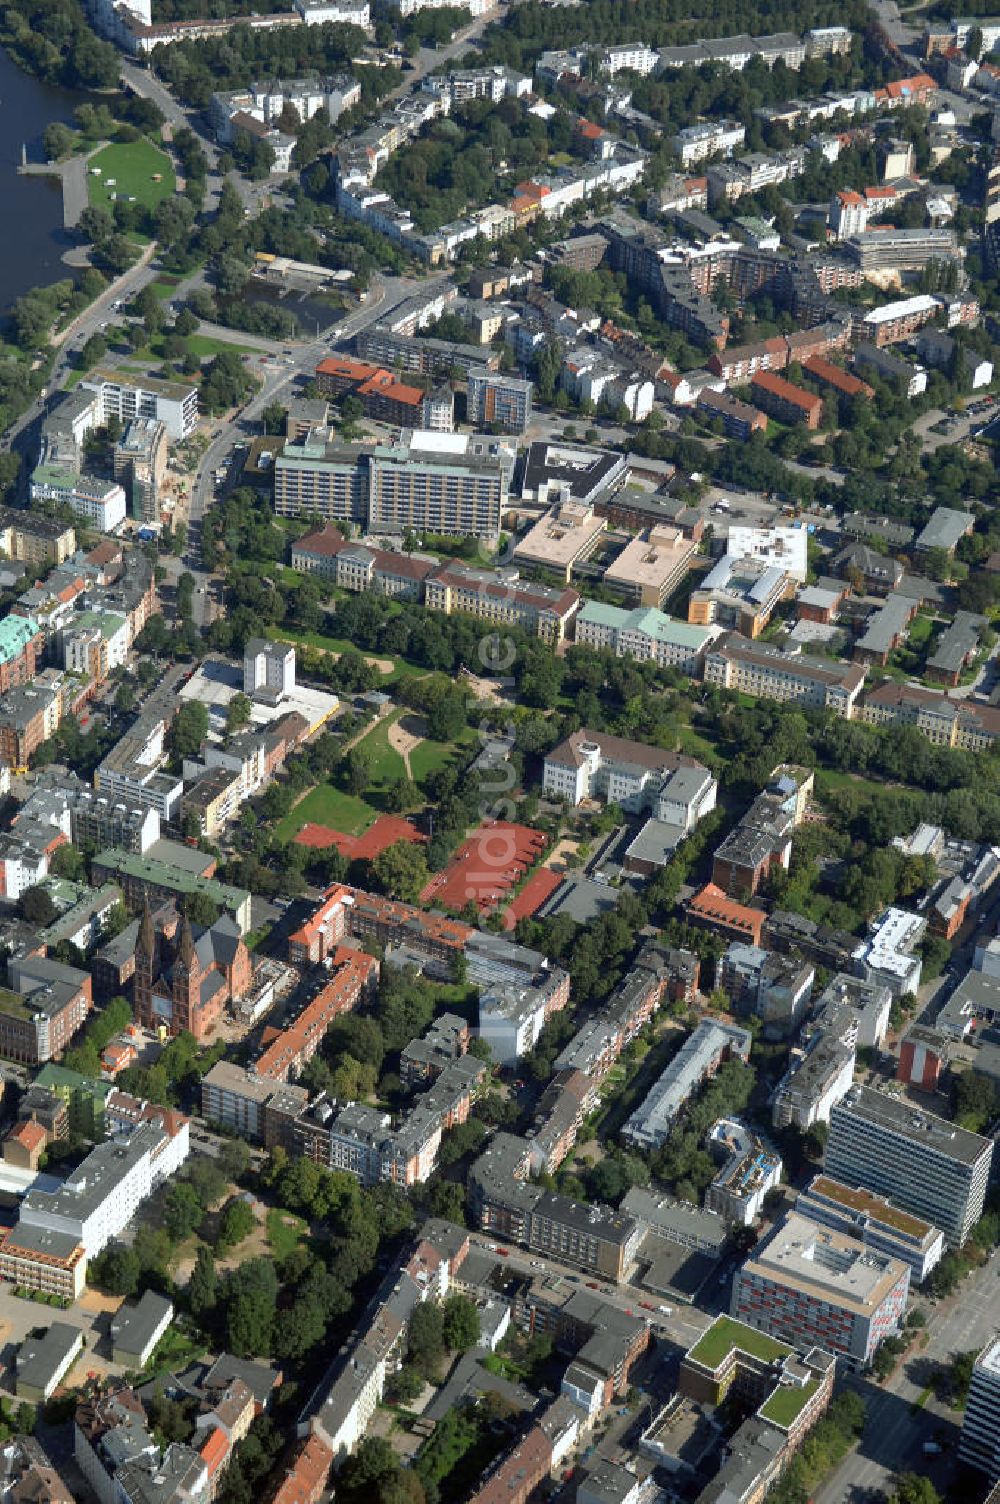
[275,784,375,842]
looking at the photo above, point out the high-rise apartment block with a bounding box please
[244,639,295,701]
[368,431,510,539]
[825,1085,993,1245]
[112,419,168,523]
[467,369,533,434]
[273,429,510,538]
[960,1335,1000,1484]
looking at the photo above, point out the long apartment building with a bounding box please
[275,428,512,538]
[0,1114,189,1298]
[733,1212,910,1366]
[844,228,960,274]
[621,1020,752,1151]
[255,949,379,1081]
[424,564,579,643]
[0,508,76,566]
[703,634,866,718]
[862,682,1000,751]
[314,355,447,429]
[470,1133,643,1281]
[825,1085,993,1245]
[574,600,717,674]
[553,953,685,1082]
[750,372,823,429]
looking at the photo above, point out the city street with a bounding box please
[814,1256,997,1504]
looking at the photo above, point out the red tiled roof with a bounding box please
[270,1435,334,1504]
[803,354,873,398]
[199,1427,229,1478]
[687,883,765,940]
[356,371,424,406]
[8,1120,46,1152]
[294,525,347,558]
[751,370,823,414]
[315,356,383,381]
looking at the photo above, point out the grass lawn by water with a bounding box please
[87,140,176,212]
[275,783,376,841]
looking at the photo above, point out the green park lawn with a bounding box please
[357,713,407,795]
[275,783,376,841]
[87,139,176,213]
[275,626,422,682]
[266,1208,307,1260]
[408,723,478,785]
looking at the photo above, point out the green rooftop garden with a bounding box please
[0,987,32,1020]
[687,1315,791,1370]
[759,1377,821,1429]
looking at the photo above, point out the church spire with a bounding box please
[138,900,154,958]
[177,912,196,968]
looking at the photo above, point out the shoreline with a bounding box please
[17,153,89,231]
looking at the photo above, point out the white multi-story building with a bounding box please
[94,717,183,822]
[598,42,658,76]
[829,189,870,239]
[960,1335,1000,1484]
[622,1021,752,1151]
[244,638,295,700]
[478,982,549,1065]
[725,525,809,583]
[398,0,494,15]
[212,74,363,144]
[542,729,717,828]
[81,368,198,440]
[293,0,371,24]
[772,1035,856,1130]
[17,1119,189,1259]
[30,471,127,533]
[674,120,746,166]
[852,907,925,997]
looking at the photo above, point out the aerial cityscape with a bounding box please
[1,0,1000,1502]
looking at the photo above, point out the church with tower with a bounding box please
[133,902,252,1042]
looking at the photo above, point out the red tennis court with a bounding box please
[420,821,547,913]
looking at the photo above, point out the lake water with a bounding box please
[0,46,87,314]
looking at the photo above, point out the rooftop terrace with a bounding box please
[686,1315,791,1370]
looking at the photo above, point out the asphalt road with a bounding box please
[814,1256,997,1504]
